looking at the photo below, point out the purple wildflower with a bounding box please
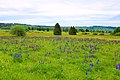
[42,61,44,64]
[14,53,21,58]
[90,64,94,67]
[116,64,120,70]
[96,61,98,64]
[86,71,88,75]
[90,68,92,72]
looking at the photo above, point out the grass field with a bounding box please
[0,30,120,40]
[0,30,120,80]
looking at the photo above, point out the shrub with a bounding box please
[93,32,98,35]
[114,32,120,36]
[85,29,89,32]
[79,29,85,32]
[113,27,120,36]
[69,26,77,35]
[113,27,120,34]
[99,33,104,35]
[10,25,26,36]
[82,32,89,35]
[53,23,61,35]
[47,28,49,32]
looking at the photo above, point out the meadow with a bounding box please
[0,30,120,80]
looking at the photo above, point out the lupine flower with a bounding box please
[96,61,98,64]
[14,53,21,58]
[90,64,94,67]
[116,64,120,70]
[18,53,21,57]
[86,71,88,75]
[90,68,92,72]
[42,61,44,64]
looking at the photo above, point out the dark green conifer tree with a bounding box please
[53,23,61,35]
[69,26,77,35]
[47,28,49,32]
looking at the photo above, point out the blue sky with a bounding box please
[0,0,120,26]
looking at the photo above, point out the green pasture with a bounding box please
[0,30,120,40]
[0,30,120,80]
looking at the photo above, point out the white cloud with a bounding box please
[0,0,120,26]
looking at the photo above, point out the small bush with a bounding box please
[99,33,104,35]
[10,25,26,36]
[113,27,120,34]
[93,32,98,35]
[82,32,89,35]
[4,30,10,32]
[114,32,120,36]
[69,26,77,35]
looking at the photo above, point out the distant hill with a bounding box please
[0,23,116,32]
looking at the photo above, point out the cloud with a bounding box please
[111,15,120,20]
[0,0,120,26]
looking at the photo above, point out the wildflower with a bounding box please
[42,61,44,64]
[17,54,21,57]
[90,64,94,67]
[86,71,88,75]
[96,61,98,64]
[116,64,120,70]
[90,68,92,72]
[14,53,21,58]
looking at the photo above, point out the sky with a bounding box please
[0,0,120,26]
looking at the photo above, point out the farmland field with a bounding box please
[0,31,120,80]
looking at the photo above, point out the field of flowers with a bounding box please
[0,36,120,80]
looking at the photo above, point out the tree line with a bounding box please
[53,23,113,35]
[9,23,120,36]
